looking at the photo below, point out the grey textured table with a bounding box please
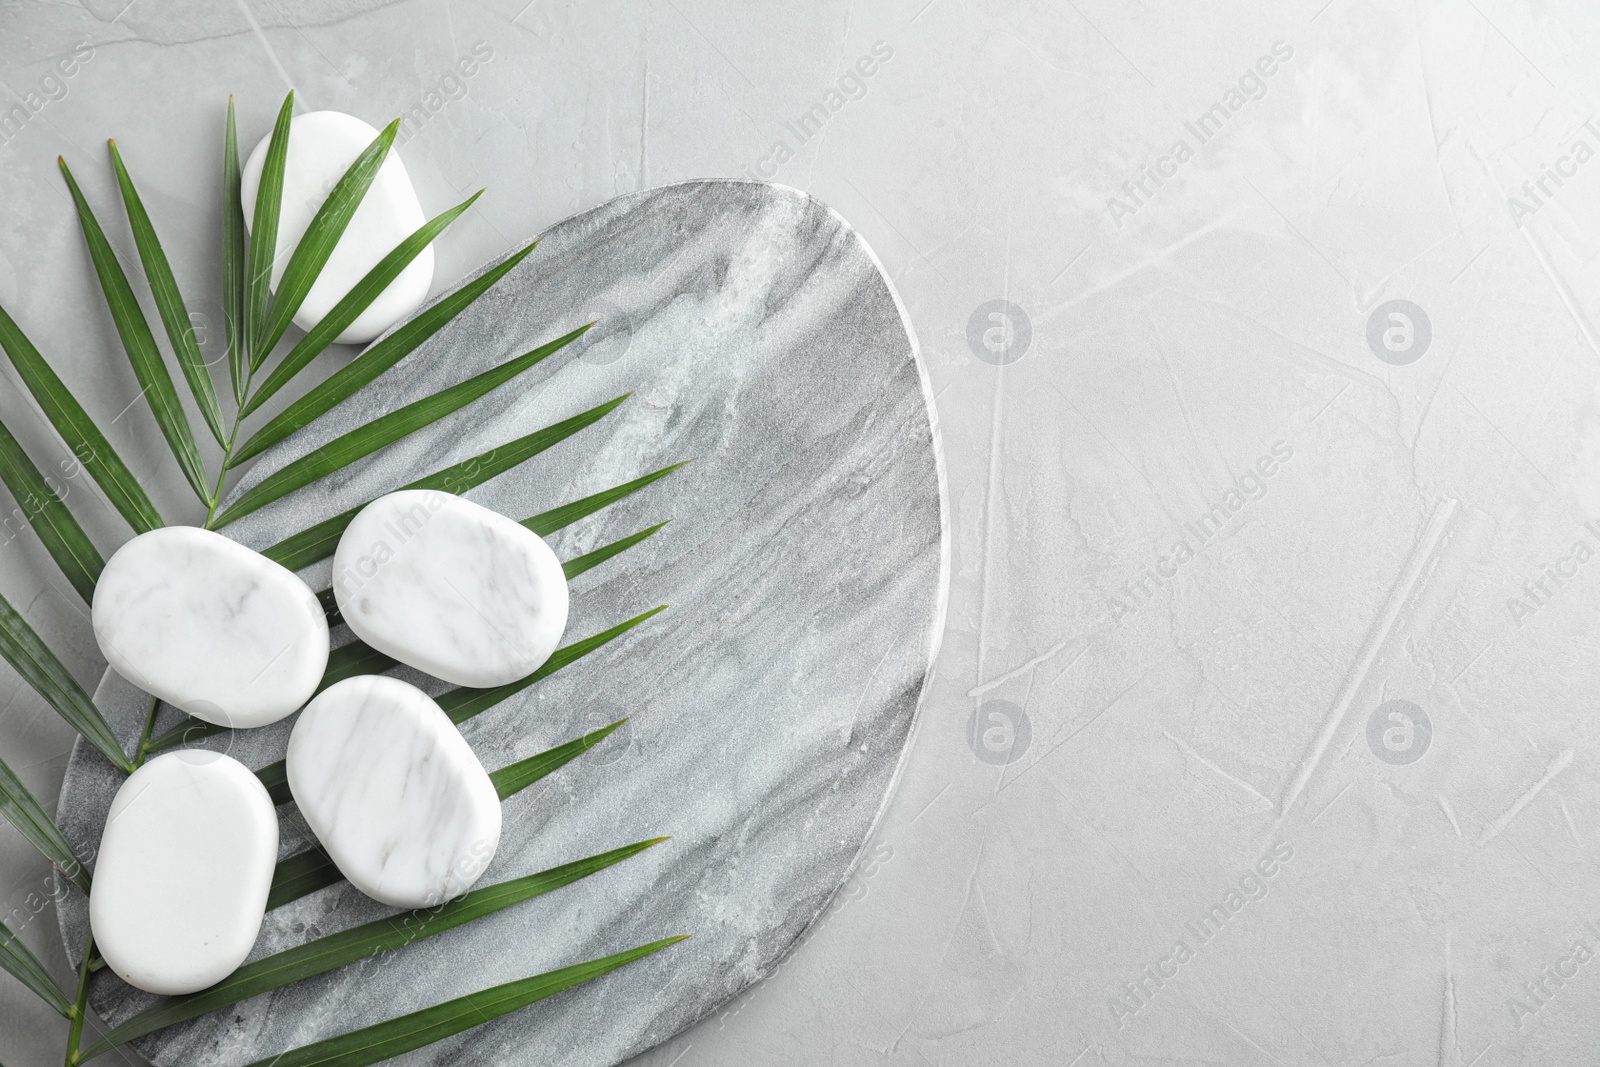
[4,2,1600,1066]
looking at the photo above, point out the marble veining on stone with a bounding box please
[56,180,945,1067]
[89,751,278,996]
[332,490,570,688]
[288,674,502,908]
[91,526,330,729]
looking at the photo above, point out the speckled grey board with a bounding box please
[53,179,947,1066]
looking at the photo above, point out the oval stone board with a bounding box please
[55,180,946,1066]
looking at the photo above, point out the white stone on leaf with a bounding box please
[331,490,569,688]
[287,675,501,908]
[92,526,330,729]
[240,110,432,344]
[89,751,277,995]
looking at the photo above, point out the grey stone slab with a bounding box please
[52,179,946,1066]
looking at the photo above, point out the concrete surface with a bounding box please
[4,1,1600,1065]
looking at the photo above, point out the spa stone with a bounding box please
[92,526,329,729]
[241,110,432,344]
[89,751,277,995]
[331,490,569,688]
[286,675,502,908]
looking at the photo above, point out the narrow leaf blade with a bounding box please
[248,92,295,367]
[439,605,667,726]
[261,391,629,571]
[108,140,226,448]
[0,591,132,772]
[523,462,688,538]
[233,936,688,1067]
[229,241,542,465]
[81,839,668,1058]
[59,158,210,504]
[0,301,164,533]
[266,846,338,910]
[258,759,290,805]
[224,97,247,407]
[0,417,104,602]
[254,120,401,359]
[491,718,627,799]
[143,715,227,756]
[242,191,482,417]
[561,521,669,581]
[318,640,397,692]
[0,918,72,1018]
[216,331,583,527]
[0,755,90,894]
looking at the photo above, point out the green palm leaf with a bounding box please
[523,463,688,538]
[58,158,209,504]
[0,90,699,1067]
[232,935,687,1067]
[0,917,72,1018]
[439,605,667,726]
[213,334,583,528]
[264,719,633,906]
[140,715,226,757]
[247,92,294,365]
[561,521,669,581]
[0,754,90,894]
[0,591,132,772]
[228,242,543,466]
[266,846,337,909]
[262,393,630,571]
[81,837,668,1059]
[107,140,227,449]
[223,97,247,407]
[490,717,627,799]
[0,306,163,537]
[254,120,401,361]
[318,639,398,692]
[242,191,481,418]
[0,417,104,603]
[257,760,291,804]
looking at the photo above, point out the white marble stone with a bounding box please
[89,751,277,996]
[287,675,502,908]
[240,110,432,344]
[331,490,569,688]
[92,526,330,729]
